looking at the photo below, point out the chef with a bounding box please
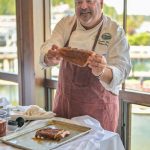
[40,0,131,132]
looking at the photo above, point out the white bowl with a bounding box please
[0,109,7,118]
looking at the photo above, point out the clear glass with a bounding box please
[131,104,150,150]
[50,0,74,31]
[104,0,123,26]
[0,1,18,107]
[104,1,150,148]
[0,80,19,106]
[126,1,150,149]
[126,0,150,93]
[0,0,18,74]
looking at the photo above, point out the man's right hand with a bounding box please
[44,44,62,66]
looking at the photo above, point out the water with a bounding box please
[131,114,150,150]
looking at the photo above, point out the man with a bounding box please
[40,0,131,132]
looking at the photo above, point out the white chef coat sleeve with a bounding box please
[100,27,132,94]
[39,17,69,68]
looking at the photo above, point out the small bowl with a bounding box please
[0,109,7,118]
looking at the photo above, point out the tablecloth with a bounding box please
[24,115,125,150]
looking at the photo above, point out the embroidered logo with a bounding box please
[98,33,112,46]
[102,33,112,40]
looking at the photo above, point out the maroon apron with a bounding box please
[53,19,119,132]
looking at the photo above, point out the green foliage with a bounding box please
[103,4,118,20]
[52,0,74,8]
[103,4,123,26]
[0,0,15,15]
[127,16,144,35]
[128,32,150,46]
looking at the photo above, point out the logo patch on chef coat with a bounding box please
[98,33,112,47]
[102,33,112,40]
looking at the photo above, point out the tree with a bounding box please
[127,16,144,35]
[52,0,74,8]
[0,0,15,15]
[103,4,123,26]
[103,4,118,20]
[128,32,150,46]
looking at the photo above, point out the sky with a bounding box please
[105,0,150,15]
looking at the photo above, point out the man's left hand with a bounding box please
[87,53,107,77]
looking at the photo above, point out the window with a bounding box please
[126,0,150,93]
[0,0,45,107]
[104,0,123,26]
[51,1,74,32]
[0,0,19,106]
[125,0,150,150]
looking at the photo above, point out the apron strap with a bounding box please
[65,14,103,50]
[65,20,77,47]
[92,14,103,51]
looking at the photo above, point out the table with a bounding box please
[0,116,125,150]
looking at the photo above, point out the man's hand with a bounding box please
[87,53,113,84]
[44,44,62,66]
[87,53,106,76]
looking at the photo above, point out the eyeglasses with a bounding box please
[75,0,96,6]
